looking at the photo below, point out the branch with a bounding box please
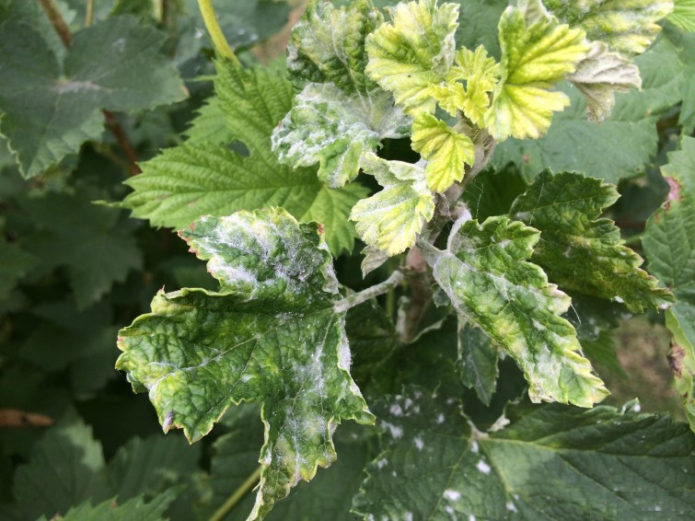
[334,270,404,313]
[38,0,142,175]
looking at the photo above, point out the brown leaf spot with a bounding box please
[522,154,530,164]
[669,341,685,378]
[664,176,682,210]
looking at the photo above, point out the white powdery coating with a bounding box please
[476,459,491,474]
[414,436,424,450]
[443,489,462,501]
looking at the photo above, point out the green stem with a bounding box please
[196,0,240,65]
[334,271,404,314]
[208,466,262,521]
[85,0,94,27]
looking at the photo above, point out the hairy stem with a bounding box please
[399,247,431,342]
[197,0,240,65]
[85,0,94,27]
[208,466,262,521]
[334,270,404,314]
[38,0,142,175]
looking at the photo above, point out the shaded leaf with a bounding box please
[353,388,695,520]
[458,321,499,405]
[36,491,176,521]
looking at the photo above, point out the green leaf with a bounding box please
[643,137,695,430]
[485,4,589,140]
[353,388,695,520]
[0,15,186,178]
[453,0,508,60]
[670,0,695,31]
[123,62,366,256]
[423,216,608,407]
[37,491,177,521]
[107,434,201,502]
[20,193,142,308]
[116,209,373,520]
[366,0,460,115]
[350,154,435,256]
[458,321,499,405]
[491,87,659,183]
[2,416,109,520]
[510,171,673,312]
[569,42,642,121]
[271,83,410,188]
[184,96,236,145]
[429,45,501,127]
[411,114,474,192]
[544,0,673,55]
[0,237,36,300]
[287,0,382,94]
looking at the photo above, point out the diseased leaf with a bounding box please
[423,216,608,407]
[287,0,382,94]
[366,0,460,115]
[411,113,474,192]
[0,15,186,177]
[350,154,435,256]
[644,137,695,430]
[353,388,695,520]
[544,0,673,55]
[485,4,589,140]
[36,491,176,521]
[116,209,373,520]
[429,45,501,127]
[123,62,365,256]
[510,171,673,312]
[271,83,410,188]
[569,42,642,121]
[458,321,499,405]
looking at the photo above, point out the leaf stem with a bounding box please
[38,0,72,46]
[196,0,240,65]
[334,270,404,314]
[85,0,94,27]
[209,466,262,521]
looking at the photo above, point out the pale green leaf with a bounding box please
[353,388,695,520]
[350,154,435,256]
[123,62,365,256]
[424,216,608,407]
[485,4,589,140]
[366,0,460,115]
[116,209,373,521]
[271,83,410,188]
[411,114,474,192]
[670,0,695,32]
[510,171,673,312]
[544,0,673,55]
[429,45,501,127]
[644,137,695,430]
[287,0,382,94]
[569,42,642,121]
[458,321,499,405]
[184,96,235,145]
[0,15,186,178]
[36,491,176,521]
